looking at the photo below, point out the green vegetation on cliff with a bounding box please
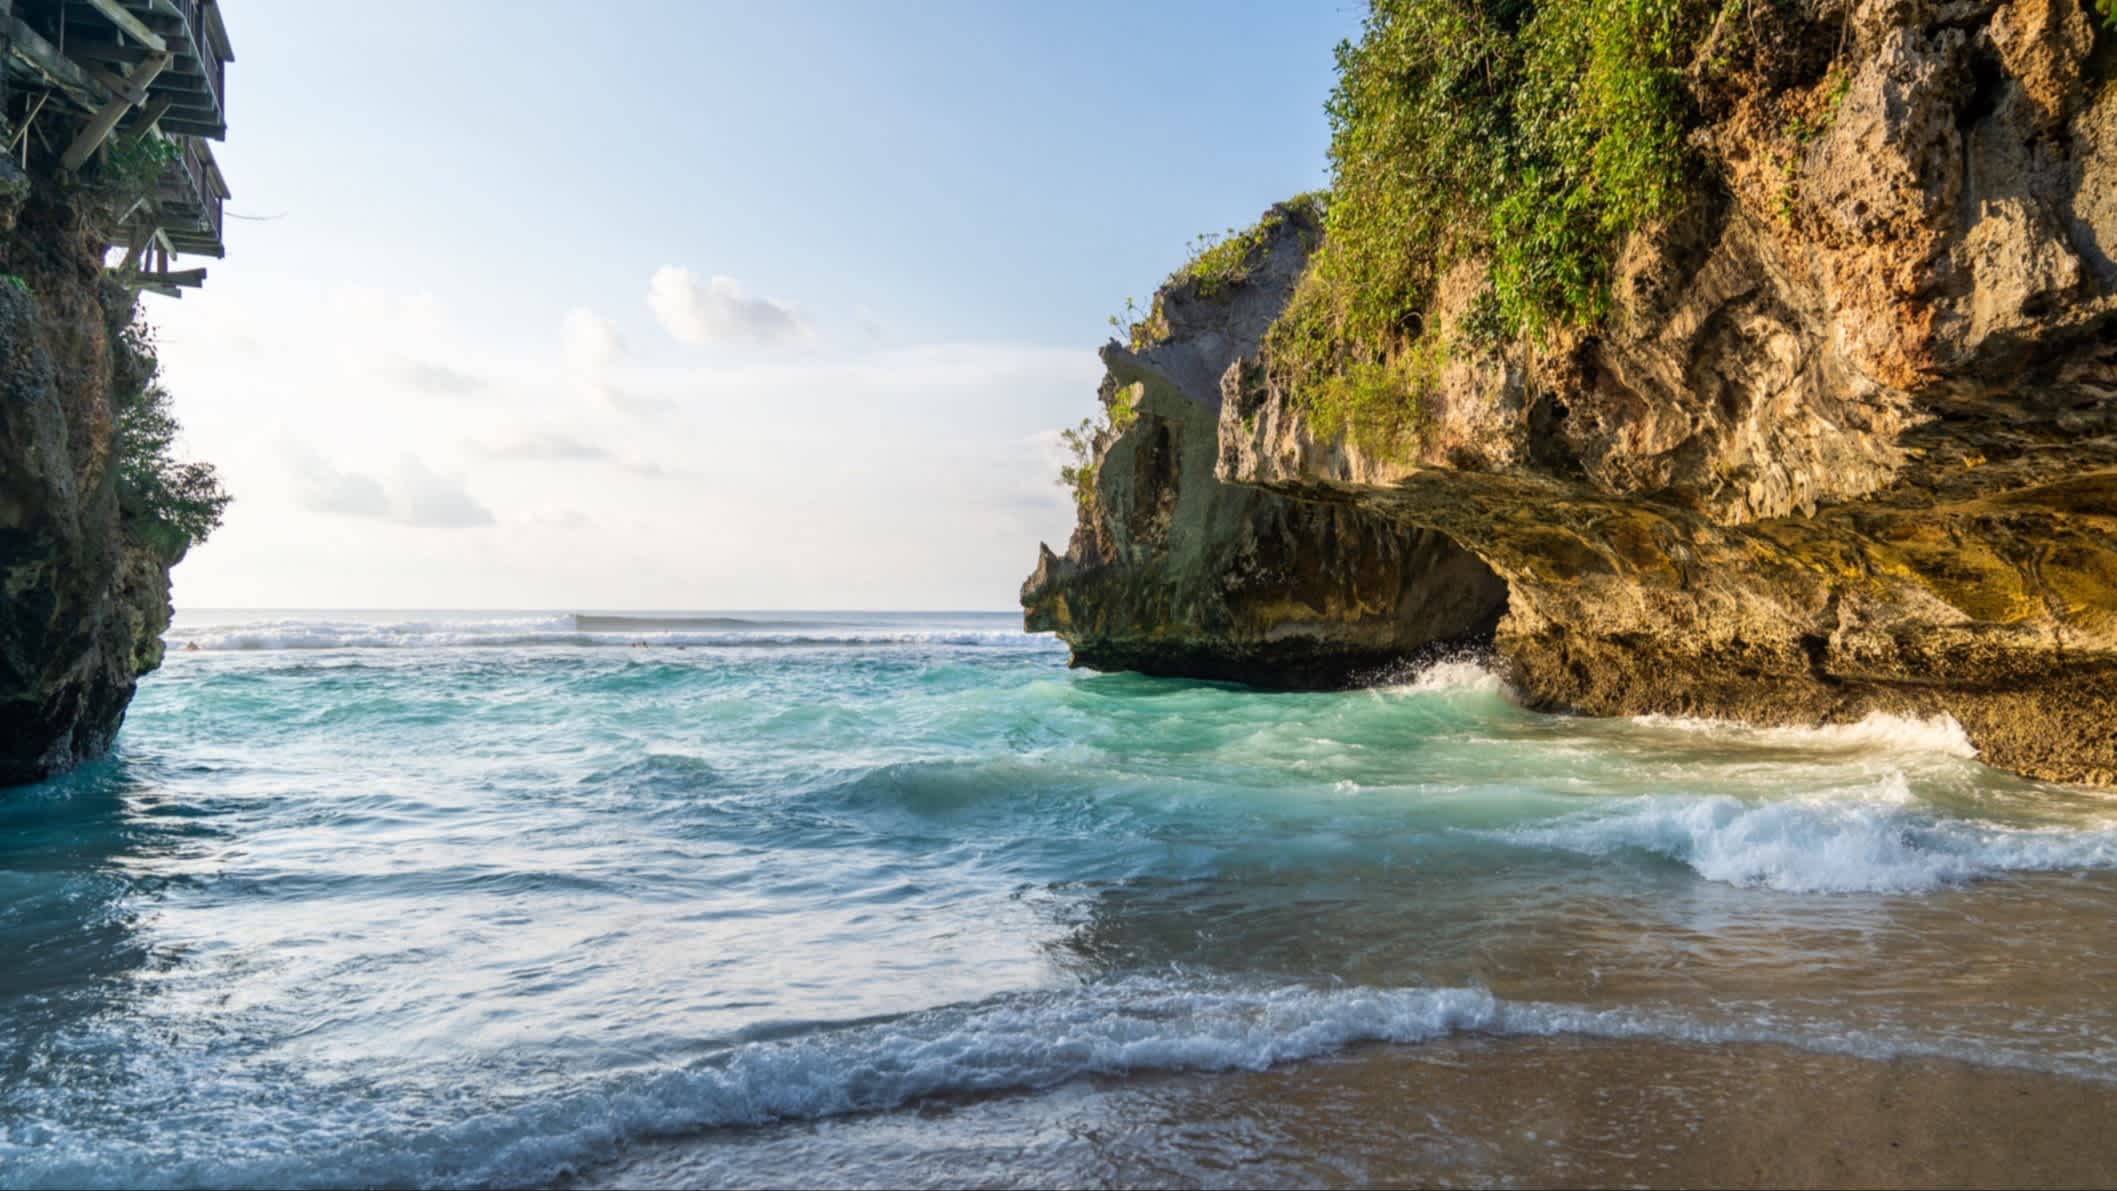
[111,315,229,554]
[1265,0,1716,449]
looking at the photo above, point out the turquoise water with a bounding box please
[4,610,2117,1187]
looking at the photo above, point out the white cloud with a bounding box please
[561,307,626,373]
[393,456,495,529]
[157,277,1099,607]
[479,430,611,462]
[589,380,674,420]
[286,441,390,517]
[647,267,814,349]
[384,358,484,396]
[282,439,492,529]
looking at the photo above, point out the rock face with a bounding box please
[1022,202,1510,686]
[0,164,184,785]
[1213,0,2117,784]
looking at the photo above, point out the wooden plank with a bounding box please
[82,0,167,54]
[134,266,205,287]
[4,16,108,106]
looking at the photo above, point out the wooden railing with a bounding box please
[170,133,221,247]
[169,0,226,121]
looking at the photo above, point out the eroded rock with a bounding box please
[1022,202,1509,686]
[1212,0,2117,784]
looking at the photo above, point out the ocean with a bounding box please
[3,609,2115,1187]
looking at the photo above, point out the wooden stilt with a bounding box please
[59,49,168,171]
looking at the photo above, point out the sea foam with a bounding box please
[1500,772,2117,893]
[1630,709,1980,759]
[1374,656,1512,699]
[9,973,2107,1190]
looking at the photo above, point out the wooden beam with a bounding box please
[134,266,204,287]
[59,49,168,170]
[119,222,151,270]
[128,91,173,134]
[5,16,106,106]
[82,0,167,54]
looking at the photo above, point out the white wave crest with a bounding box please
[1376,657,1511,699]
[12,973,2111,1190]
[1500,774,2117,893]
[1632,710,1979,759]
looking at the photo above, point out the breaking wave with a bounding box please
[1631,710,1981,759]
[10,973,2107,1190]
[1498,771,2117,892]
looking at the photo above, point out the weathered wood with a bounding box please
[4,89,47,150]
[59,48,168,170]
[133,265,204,287]
[129,90,172,133]
[4,15,106,105]
[82,0,167,53]
[119,221,150,270]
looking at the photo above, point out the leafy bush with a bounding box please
[1058,416,1100,511]
[1170,192,1327,299]
[94,132,179,202]
[108,313,228,553]
[116,380,230,554]
[1054,381,1143,511]
[116,380,230,552]
[1112,195,1328,350]
[1264,0,1717,451]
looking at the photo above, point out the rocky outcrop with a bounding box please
[1213,0,2117,784]
[0,162,186,785]
[1023,202,1509,685]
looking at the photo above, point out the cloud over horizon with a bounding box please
[647,267,814,349]
[284,440,494,529]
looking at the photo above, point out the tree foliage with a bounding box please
[117,380,230,554]
[1263,0,1717,450]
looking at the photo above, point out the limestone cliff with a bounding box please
[1030,0,2117,786]
[0,162,190,785]
[1022,201,1509,685]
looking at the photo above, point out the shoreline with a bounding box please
[574,1034,2117,1189]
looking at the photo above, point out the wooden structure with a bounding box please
[1,0,233,293]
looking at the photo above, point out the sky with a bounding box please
[153,1,1365,610]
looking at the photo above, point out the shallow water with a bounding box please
[3,610,2115,1187]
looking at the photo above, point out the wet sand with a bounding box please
[577,1035,2117,1188]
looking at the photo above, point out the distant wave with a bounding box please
[14,974,2111,1189]
[1496,771,2117,893]
[574,614,828,632]
[163,615,1047,653]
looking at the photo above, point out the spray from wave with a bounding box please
[1497,771,2117,892]
[1631,710,1980,759]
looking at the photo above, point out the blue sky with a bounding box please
[158,1,1363,609]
